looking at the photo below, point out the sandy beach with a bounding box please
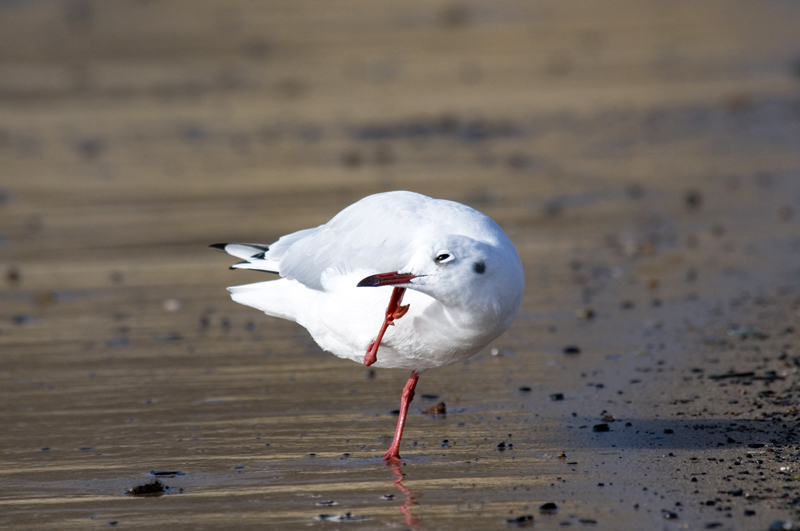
[2,1,800,529]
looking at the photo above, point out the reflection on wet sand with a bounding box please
[388,461,421,530]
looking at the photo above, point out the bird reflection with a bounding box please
[388,460,421,530]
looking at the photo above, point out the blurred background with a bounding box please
[3,1,800,529]
[2,0,799,278]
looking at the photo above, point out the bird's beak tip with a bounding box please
[357,271,417,287]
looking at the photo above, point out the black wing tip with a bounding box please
[209,243,229,253]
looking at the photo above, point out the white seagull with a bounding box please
[211,191,524,461]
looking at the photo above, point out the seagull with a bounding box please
[211,191,524,461]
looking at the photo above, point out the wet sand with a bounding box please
[2,1,800,529]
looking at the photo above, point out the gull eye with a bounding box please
[435,252,453,263]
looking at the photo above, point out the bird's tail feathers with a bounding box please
[227,280,307,322]
[210,243,279,274]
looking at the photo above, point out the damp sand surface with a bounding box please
[2,1,800,529]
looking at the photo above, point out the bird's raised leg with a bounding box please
[384,370,420,462]
[364,287,409,367]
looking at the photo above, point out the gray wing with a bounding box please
[277,191,500,291]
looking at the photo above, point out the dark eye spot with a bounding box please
[436,254,450,262]
[473,261,486,274]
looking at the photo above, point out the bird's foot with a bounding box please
[382,450,402,463]
[388,303,410,323]
[364,340,378,366]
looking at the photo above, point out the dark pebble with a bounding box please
[12,314,34,325]
[127,480,166,497]
[684,189,703,210]
[505,515,533,526]
[578,519,597,524]
[420,393,439,400]
[149,470,183,477]
[727,488,744,496]
[664,429,674,434]
[539,502,558,514]
[6,266,21,285]
[662,510,678,520]
[705,523,722,529]
[519,386,532,392]
[422,402,447,415]
[592,423,610,432]
[563,346,581,355]
[549,393,564,401]
[743,509,755,516]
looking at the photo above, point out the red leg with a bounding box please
[364,287,409,367]
[384,371,419,462]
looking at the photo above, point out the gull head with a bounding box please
[357,234,524,319]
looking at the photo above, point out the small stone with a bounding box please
[539,502,558,514]
[684,189,703,210]
[127,480,166,497]
[549,393,564,401]
[593,423,610,432]
[505,515,533,526]
[422,402,446,415]
[563,346,581,355]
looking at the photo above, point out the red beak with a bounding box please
[357,271,417,287]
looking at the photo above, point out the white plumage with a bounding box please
[212,190,524,460]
